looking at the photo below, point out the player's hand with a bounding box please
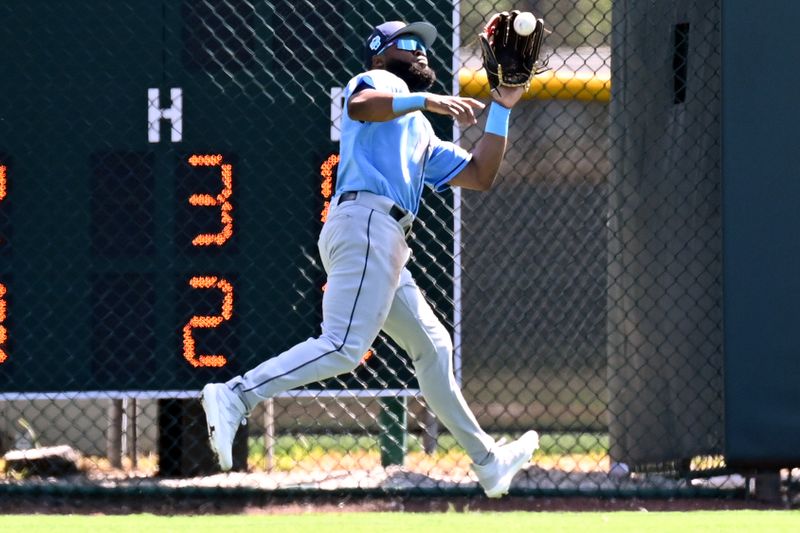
[491,85,526,109]
[424,94,485,127]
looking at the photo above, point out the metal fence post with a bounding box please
[107,399,122,468]
[378,397,407,466]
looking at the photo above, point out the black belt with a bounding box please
[338,191,407,224]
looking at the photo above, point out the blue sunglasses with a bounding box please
[381,36,427,54]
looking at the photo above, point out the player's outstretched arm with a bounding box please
[424,94,485,126]
[449,86,525,191]
[348,89,484,125]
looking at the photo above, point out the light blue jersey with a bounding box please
[336,69,472,215]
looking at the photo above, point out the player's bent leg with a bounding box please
[207,203,409,442]
[202,330,373,472]
[381,270,538,497]
[229,206,406,404]
[381,269,497,463]
[229,331,371,404]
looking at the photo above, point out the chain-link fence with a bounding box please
[0,0,729,498]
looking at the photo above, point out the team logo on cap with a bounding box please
[369,36,382,50]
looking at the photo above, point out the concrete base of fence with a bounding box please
[3,445,81,477]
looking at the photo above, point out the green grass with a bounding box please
[1,511,798,532]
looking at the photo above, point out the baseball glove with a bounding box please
[479,10,547,91]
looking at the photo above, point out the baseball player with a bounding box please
[202,19,538,498]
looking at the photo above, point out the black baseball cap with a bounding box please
[363,20,437,69]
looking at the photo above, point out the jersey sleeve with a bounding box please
[344,70,407,100]
[424,135,472,191]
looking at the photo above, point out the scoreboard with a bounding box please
[0,0,454,396]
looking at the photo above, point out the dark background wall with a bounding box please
[723,0,800,466]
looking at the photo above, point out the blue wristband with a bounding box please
[485,102,511,137]
[392,93,427,114]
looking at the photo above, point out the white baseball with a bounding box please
[513,12,537,36]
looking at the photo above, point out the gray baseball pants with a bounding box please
[225,191,495,463]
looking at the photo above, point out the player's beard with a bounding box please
[384,57,437,92]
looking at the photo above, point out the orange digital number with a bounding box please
[1,164,7,363]
[0,164,6,246]
[182,276,233,368]
[319,154,339,222]
[0,164,6,202]
[188,154,233,246]
[0,283,7,364]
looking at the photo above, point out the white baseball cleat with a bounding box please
[471,430,539,498]
[201,383,247,471]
